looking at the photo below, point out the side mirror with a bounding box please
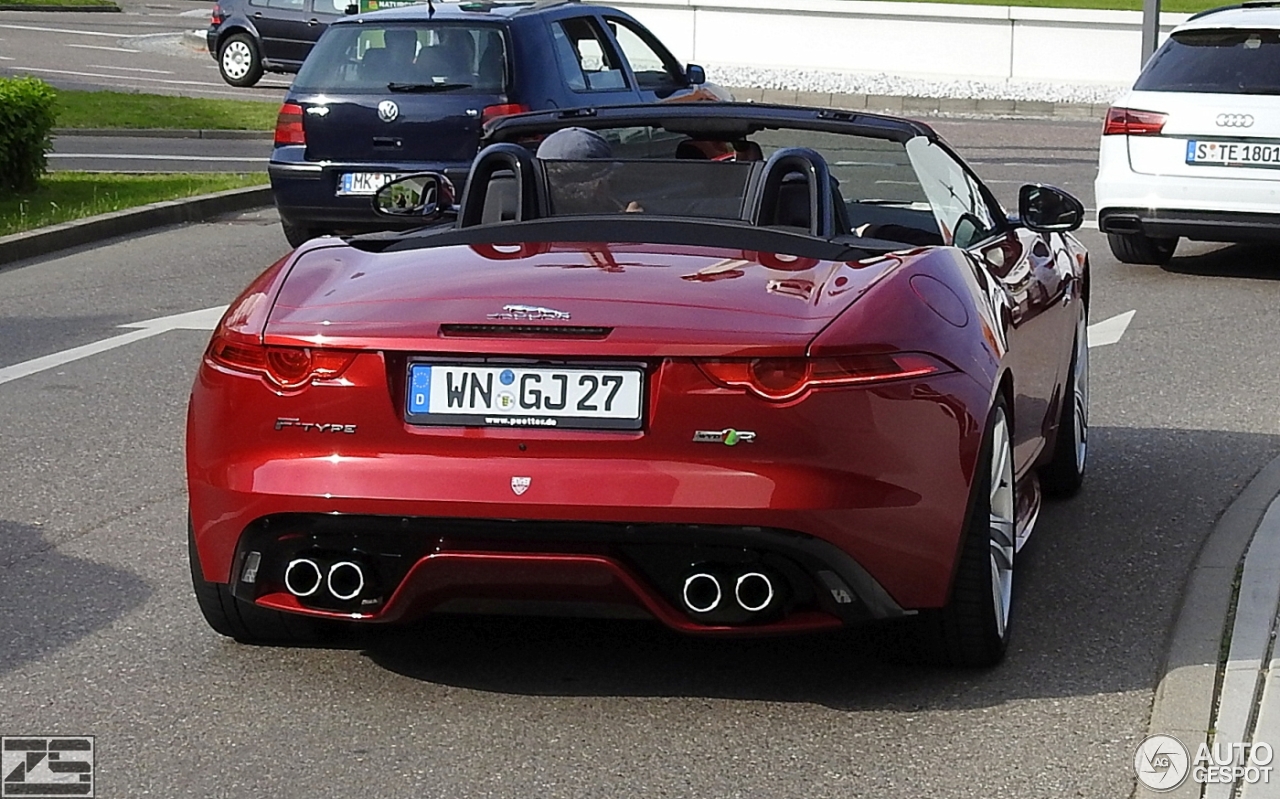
[372,173,449,220]
[1018,184,1083,233]
[345,2,357,13]
[685,63,706,85]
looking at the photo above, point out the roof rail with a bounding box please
[1188,1,1280,20]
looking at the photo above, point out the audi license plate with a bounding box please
[337,172,405,196]
[406,363,644,430]
[1186,141,1280,168]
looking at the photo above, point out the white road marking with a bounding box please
[0,56,13,61]
[1087,309,1135,348]
[0,22,123,37]
[66,43,141,53]
[87,65,175,74]
[47,153,270,163]
[0,305,226,388]
[12,66,223,88]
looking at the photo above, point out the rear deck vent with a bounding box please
[439,324,612,339]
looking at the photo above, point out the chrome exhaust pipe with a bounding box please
[734,572,774,613]
[682,572,722,614]
[284,558,323,598]
[327,561,365,601]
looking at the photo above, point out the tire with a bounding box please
[188,519,330,645]
[1107,231,1176,265]
[906,399,1017,667]
[281,220,321,248]
[1041,306,1088,498]
[218,32,264,88]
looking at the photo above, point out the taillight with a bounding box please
[274,102,305,146]
[481,103,529,123]
[207,334,356,390]
[696,354,946,402]
[1103,107,1167,136]
[210,3,223,24]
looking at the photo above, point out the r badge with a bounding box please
[693,428,756,446]
[511,476,531,495]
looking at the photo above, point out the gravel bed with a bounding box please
[710,64,1129,105]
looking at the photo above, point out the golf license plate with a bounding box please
[1186,140,1280,168]
[406,362,644,430]
[337,172,405,196]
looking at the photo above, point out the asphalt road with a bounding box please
[3,112,1280,797]
[0,0,292,101]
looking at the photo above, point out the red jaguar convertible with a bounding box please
[187,103,1090,666]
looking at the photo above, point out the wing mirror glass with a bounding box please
[686,63,706,85]
[1018,184,1084,233]
[372,173,450,220]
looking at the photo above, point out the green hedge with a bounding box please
[0,78,57,195]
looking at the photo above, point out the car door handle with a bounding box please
[372,137,402,148]
[308,17,319,24]
[253,11,262,17]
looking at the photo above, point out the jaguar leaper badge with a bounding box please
[511,476,532,495]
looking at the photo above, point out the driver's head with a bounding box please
[535,127,613,160]
[383,28,417,62]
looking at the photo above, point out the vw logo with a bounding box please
[377,100,399,123]
[1216,113,1255,128]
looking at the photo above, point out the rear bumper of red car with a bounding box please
[188,361,989,633]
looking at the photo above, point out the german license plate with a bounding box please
[406,363,644,430]
[1186,140,1280,168]
[337,172,404,196]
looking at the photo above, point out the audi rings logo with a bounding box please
[378,100,399,123]
[1216,113,1255,128]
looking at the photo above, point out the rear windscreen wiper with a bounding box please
[387,82,472,92]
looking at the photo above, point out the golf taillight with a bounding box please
[481,103,529,123]
[1103,107,1167,136]
[210,3,224,24]
[696,353,946,402]
[207,334,356,390]
[274,102,306,146]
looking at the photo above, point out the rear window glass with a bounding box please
[1135,29,1280,94]
[541,160,755,218]
[293,23,508,93]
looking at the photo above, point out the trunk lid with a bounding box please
[1125,90,1280,179]
[265,242,901,356]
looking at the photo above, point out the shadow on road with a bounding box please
[1164,242,1280,280]
[0,520,152,676]
[351,426,1280,710]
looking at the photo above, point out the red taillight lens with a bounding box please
[274,102,306,146]
[1103,107,1167,136]
[696,354,946,402]
[481,103,529,123]
[210,3,223,24]
[207,335,356,390]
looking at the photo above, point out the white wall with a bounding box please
[609,0,1189,85]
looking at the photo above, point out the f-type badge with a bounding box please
[488,304,571,321]
[511,476,532,495]
[693,429,756,446]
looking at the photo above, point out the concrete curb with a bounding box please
[0,184,271,270]
[726,86,1108,121]
[53,128,274,140]
[1139,454,1280,798]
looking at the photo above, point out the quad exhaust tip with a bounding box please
[284,558,323,598]
[682,572,722,614]
[734,572,774,613]
[327,561,365,601]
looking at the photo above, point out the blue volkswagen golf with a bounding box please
[269,0,728,246]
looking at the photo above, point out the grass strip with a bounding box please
[54,90,277,131]
[0,0,117,5]
[0,172,268,237]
